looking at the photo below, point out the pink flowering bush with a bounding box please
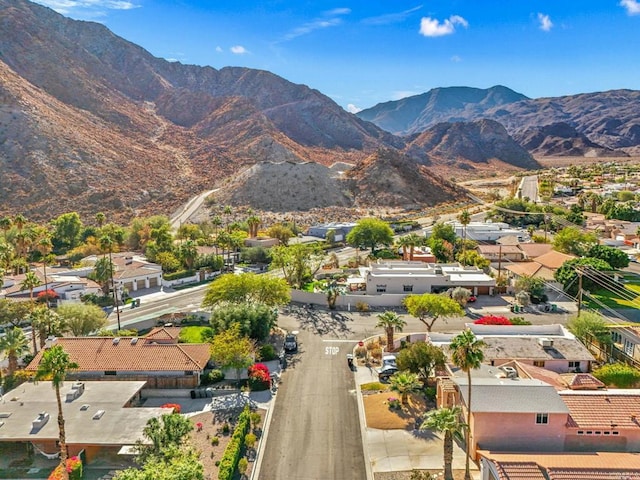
[248,363,271,390]
[474,315,512,325]
[48,456,82,480]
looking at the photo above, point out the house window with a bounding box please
[535,413,548,424]
[403,285,413,292]
[184,371,193,376]
[376,285,387,293]
[104,371,117,376]
[568,361,580,369]
[533,361,545,367]
[625,340,634,356]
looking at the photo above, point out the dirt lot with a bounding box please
[363,391,428,430]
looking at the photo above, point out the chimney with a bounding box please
[44,337,57,349]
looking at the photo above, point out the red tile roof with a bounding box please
[479,451,640,471]
[518,243,553,258]
[145,327,182,342]
[560,392,640,429]
[560,373,606,390]
[534,250,576,269]
[495,462,546,480]
[548,469,640,480]
[26,337,210,372]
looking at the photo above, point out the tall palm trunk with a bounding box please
[55,384,69,480]
[386,327,394,352]
[464,370,472,480]
[444,430,454,480]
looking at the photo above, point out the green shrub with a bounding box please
[244,432,257,449]
[424,386,437,401]
[217,405,251,480]
[211,436,219,446]
[222,423,231,435]
[355,301,369,312]
[593,362,640,388]
[238,457,248,475]
[207,370,225,384]
[509,316,532,325]
[259,344,278,361]
[163,270,195,281]
[361,382,387,391]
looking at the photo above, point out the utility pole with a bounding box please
[577,267,583,317]
[497,244,503,288]
[109,246,121,332]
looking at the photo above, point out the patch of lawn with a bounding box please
[588,282,640,309]
[178,325,212,343]
[361,382,389,391]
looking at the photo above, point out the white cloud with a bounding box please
[419,15,468,37]
[230,45,248,55]
[538,13,553,31]
[346,104,361,114]
[215,46,223,53]
[451,55,462,62]
[283,8,351,41]
[362,6,422,26]
[33,0,139,14]
[620,0,640,15]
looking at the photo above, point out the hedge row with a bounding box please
[163,270,196,281]
[218,405,251,480]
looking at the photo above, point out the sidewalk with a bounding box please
[354,362,480,479]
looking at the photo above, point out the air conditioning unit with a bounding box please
[500,366,518,379]
[538,338,554,348]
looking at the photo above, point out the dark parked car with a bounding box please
[284,333,298,353]
[376,364,399,381]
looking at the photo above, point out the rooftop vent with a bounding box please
[32,411,50,430]
[44,337,57,349]
[131,337,139,345]
[80,404,90,411]
[0,412,12,418]
[112,337,120,345]
[66,383,84,402]
[538,338,554,349]
[92,410,105,420]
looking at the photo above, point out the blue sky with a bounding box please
[33,1,640,113]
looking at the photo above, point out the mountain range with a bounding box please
[0,0,637,221]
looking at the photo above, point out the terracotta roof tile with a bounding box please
[495,462,546,480]
[559,373,606,390]
[505,262,543,277]
[479,451,640,470]
[518,243,553,258]
[534,250,577,269]
[561,392,640,429]
[26,337,210,372]
[145,327,182,342]
[548,469,640,480]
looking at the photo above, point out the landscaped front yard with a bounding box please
[588,278,640,309]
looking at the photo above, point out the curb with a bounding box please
[353,341,375,480]
[250,390,277,480]
[355,379,374,480]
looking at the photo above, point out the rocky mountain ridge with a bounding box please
[358,86,640,155]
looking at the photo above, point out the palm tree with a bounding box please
[99,235,120,330]
[421,406,465,480]
[396,236,412,261]
[0,327,29,377]
[404,233,423,261]
[389,372,422,406]
[457,210,471,266]
[36,233,53,306]
[0,241,14,271]
[30,306,65,349]
[376,311,407,352]
[449,329,485,480]
[21,271,42,353]
[223,205,233,232]
[179,240,198,271]
[247,215,261,238]
[95,212,106,228]
[0,216,12,234]
[34,345,79,479]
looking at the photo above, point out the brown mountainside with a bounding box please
[0,0,539,221]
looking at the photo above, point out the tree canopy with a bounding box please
[202,273,290,308]
[396,341,446,381]
[554,257,612,296]
[346,218,394,254]
[403,294,464,331]
[587,244,630,269]
[567,311,612,345]
[209,302,277,341]
[269,243,324,288]
[552,227,598,256]
[209,324,255,382]
[56,303,108,336]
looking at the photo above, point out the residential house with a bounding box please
[479,451,640,480]
[306,222,357,241]
[561,390,640,451]
[26,334,210,388]
[360,261,496,296]
[0,271,101,302]
[505,249,576,283]
[0,381,172,464]
[518,243,553,260]
[429,324,595,373]
[449,221,531,243]
[476,245,524,262]
[82,252,163,293]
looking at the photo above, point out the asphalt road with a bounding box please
[259,309,366,480]
[518,175,539,203]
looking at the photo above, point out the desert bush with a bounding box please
[355,301,370,312]
[258,344,278,361]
